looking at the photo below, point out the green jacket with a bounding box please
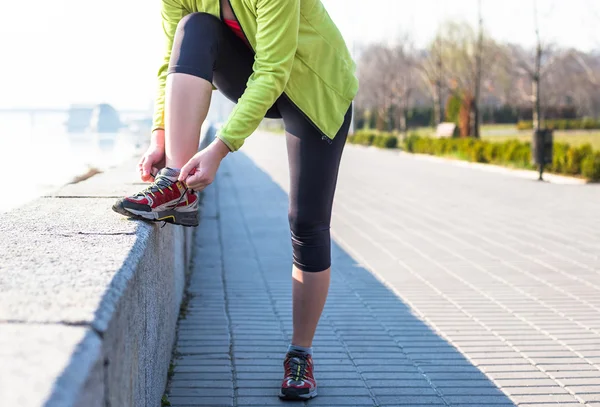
[153,0,358,151]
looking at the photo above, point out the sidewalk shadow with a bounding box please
[173,143,517,406]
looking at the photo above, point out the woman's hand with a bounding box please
[179,138,230,191]
[138,129,166,182]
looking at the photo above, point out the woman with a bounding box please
[113,0,358,400]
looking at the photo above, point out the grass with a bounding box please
[411,125,600,150]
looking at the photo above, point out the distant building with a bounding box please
[65,103,123,133]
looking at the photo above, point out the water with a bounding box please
[0,112,147,213]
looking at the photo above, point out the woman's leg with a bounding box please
[165,12,275,169]
[164,13,225,168]
[280,100,353,347]
[164,75,213,169]
[291,265,330,347]
[277,99,351,400]
[113,13,230,226]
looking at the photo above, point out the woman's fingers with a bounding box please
[141,158,151,179]
[185,170,204,190]
[186,169,215,191]
[138,157,149,181]
[179,158,197,180]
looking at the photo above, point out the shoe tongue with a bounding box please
[156,167,180,182]
[288,351,307,361]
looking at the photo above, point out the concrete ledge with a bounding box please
[0,127,213,406]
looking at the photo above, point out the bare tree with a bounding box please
[433,20,500,137]
[472,0,484,137]
[356,44,395,130]
[506,0,570,129]
[420,35,445,126]
[389,36,418,137]
[356,36,418,133]
[355,2,600,132]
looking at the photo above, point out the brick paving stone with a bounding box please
[501,386,570,395]
[162,132,600,407]
[509,394,581,404]
[169,380,233,389]
[167,396,233,406]
[377,395,445,405]
[168,388,234,397]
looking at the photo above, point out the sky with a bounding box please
[1,0,598,110]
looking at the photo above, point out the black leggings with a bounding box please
[169,12,352,272]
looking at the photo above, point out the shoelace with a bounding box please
[137,174,175,199]
[286,355,309,382]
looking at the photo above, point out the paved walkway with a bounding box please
[165,132,600,407]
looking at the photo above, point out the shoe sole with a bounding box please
[112,201,199,227]
[278,388,317,401]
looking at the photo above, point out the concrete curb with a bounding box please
[400,151,588,185]
[0,125,214,407]
[345,143,588,185]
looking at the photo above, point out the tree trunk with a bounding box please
[473,0,483,139]
[532,78,539,130]
[533,44,542,130]
[437,38,444,126]
[459,92,473,137]
[399,99,409,139]
[470,104,479,139]
[433,83,443,127]
[376,108,385,131]
[533,0,542,131]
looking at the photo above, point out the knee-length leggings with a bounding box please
[169,12,352,272]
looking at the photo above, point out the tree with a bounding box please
[389,36,418,137]
[356,36,418,133]
[356,44,395,130]
[420,35,445,127]
[506,0,569,129]
[434,21,500,137]
[473,0,484,138]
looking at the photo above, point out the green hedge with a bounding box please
[517,119,600,130]
[348,130,398,149]
[349,129,600,181]
[402,134,600,182]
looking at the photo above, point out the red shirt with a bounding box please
[224,19,249,46]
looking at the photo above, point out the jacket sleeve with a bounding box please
[217,0,300,151]
[152,0,189,133]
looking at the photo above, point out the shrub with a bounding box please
[380,134,399,149]
[551,142,569,173]
[373,133,393,148]
[349,131,398,149]
[358,129,600,181]
[404,133,420,152]
[470,142,487,163]
[500,140,522,163]
[565,144,593,175]
[582,117,598,130]
[349,130,378,146]
[517,119,600,131]
[581,152,600,181]
[514,143,533,168]
[517,121,533,130]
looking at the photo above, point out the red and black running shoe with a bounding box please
[112,167,199,227]
[279,351,317,400]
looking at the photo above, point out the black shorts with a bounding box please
[169,12,352,272]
